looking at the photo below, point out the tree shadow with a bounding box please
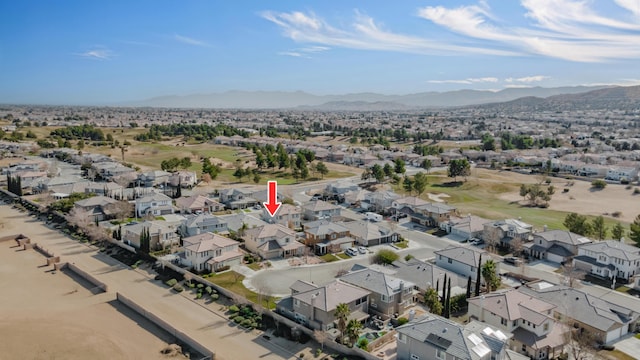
[432,181,463,188]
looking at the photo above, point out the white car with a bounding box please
[358,246,367,254]
[345,248,358,256]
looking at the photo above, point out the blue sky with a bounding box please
[1,0,640,105]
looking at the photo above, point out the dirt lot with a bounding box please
[0,230,186,359]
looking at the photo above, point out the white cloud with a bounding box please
[615,0,640,17]
[278,51,307,58]
[417,1,640,62]
[174,34,210,47]
[505,75,550,83]
[261,10,517,57]
[76,47,114,60]
[428,77,498,84]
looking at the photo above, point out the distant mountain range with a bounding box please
[125,85,640,110]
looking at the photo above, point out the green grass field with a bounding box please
[207,271,277,309]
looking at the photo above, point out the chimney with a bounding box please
[543,225,548,232]
[399,281,404,294]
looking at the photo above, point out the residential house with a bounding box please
[243,223,305,259]
[526,230,592,264]
[390,258,466,295]
[302,200,341,221]
[413,202,456,228]
[180,213,228,237]
[521,281,639,344]
[339,220,398,247]
[168,170,198,188]
[175,195,224,214]
[442,215,490,242]
[365,190,400,213]
[217,213,267,233]
[303,220,352,255]
[573,240,640,282]
[262,203,302,229]
[276,280,370,331]
[343,188,371,208]
[138,170,171,188]
[468,289,566,359]
[84,181,123,198]
[434,245,494,281]
[606,166,638,181]
[122,220,179,251]
[396,315,512,360]
[340,268,415,318]
[218,188,258,209]
[72,196,120,222]
[182,232,242,272]
[134,192,174,218]
[482,219,533,251]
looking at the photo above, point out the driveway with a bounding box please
[612,335,640,359]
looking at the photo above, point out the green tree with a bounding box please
[394,159,406,175]
[413,172,428,196]
[346,319,363,347]
[630,215,640,246]
[482,260,501,292]
[421,158,432,172]
[253,173,261,184]
[402,176,414,195]
[179,156,192,169]
[591,216,607,240]
[383,163,393,178]
[373,249,399,265]
[447,159,471,182]
[315,161,329,179]
[335,303,350,345]
[612,222,626,240]
[423,288,443,315]
[563,213,592,236]
[233,167,246,182]
[481,133,495,151]
[591,179,607,189]
[371,164,385,183]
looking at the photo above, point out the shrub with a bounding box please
[228,305,240,313]
[165,278,178,287]
[205,286,212,294]
[196,293,202,299]
[197,283,204,289]
[612,211,622,218]
[173,284,184,293]
[188,283,195,288]
[315,348,322,357]
[233,315,244,324]
[397,317,409,326]
[357,338,369,350]
[404,254,414,261]
[634,188,640,195]
[241,319,253,328]
[373,249,399,265]
[211,294,219,301]
[591,179,607,189]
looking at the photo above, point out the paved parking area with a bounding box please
[528,260,561,273]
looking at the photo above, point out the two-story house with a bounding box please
[73,195,120,222]
[340,268,415,319]
[303,220,352,255]
[262,203,302,229]
[442,215,490,242]
[527,230,592,264]
[521,281,639,344]
[182,232,242,272]
[138,170,171,188]
[218,188,258,209]
[573,240,640,282]
[482,219,533,251]
[396,315,514,360]
[180,213,228,237]
[468,289,566,359]
[122,220,179,251]
[434,245,493,281]
[243,223,305,259]
[168,170,198,188]
[414,202,456,228]
[134,192,174,218]
[174,195,224,214]
[276,280,370,331]
[606,166,638,181]
[302,200,341,221]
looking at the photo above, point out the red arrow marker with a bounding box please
[263,180,281,217]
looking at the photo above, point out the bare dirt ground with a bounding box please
[492,171,639,223]
[0,237,186,360]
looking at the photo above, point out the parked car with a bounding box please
[470,238,484,246]
[504,256,522,265]
[345,248,358,256]
[358,246,367,254]
[311,194,322,201]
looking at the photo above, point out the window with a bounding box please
[501,318,507,326]
[512,320,518,327]
[294,299,300,307]
[543,323,549,332]
[436,348,444,359]
[398,333,406,343]
[522,344,527,352]
[448,258,453,264]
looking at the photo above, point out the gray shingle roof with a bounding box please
[578,240,640,261]
[340,268,415,297]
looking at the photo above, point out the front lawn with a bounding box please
[336,253,350,260]
[394,240,409,249]
[320,253,339,262]
[207,271,277,309]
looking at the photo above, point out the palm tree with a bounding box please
[335,303,350,345]
[346,319,363,347]
[482,259,501,292]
